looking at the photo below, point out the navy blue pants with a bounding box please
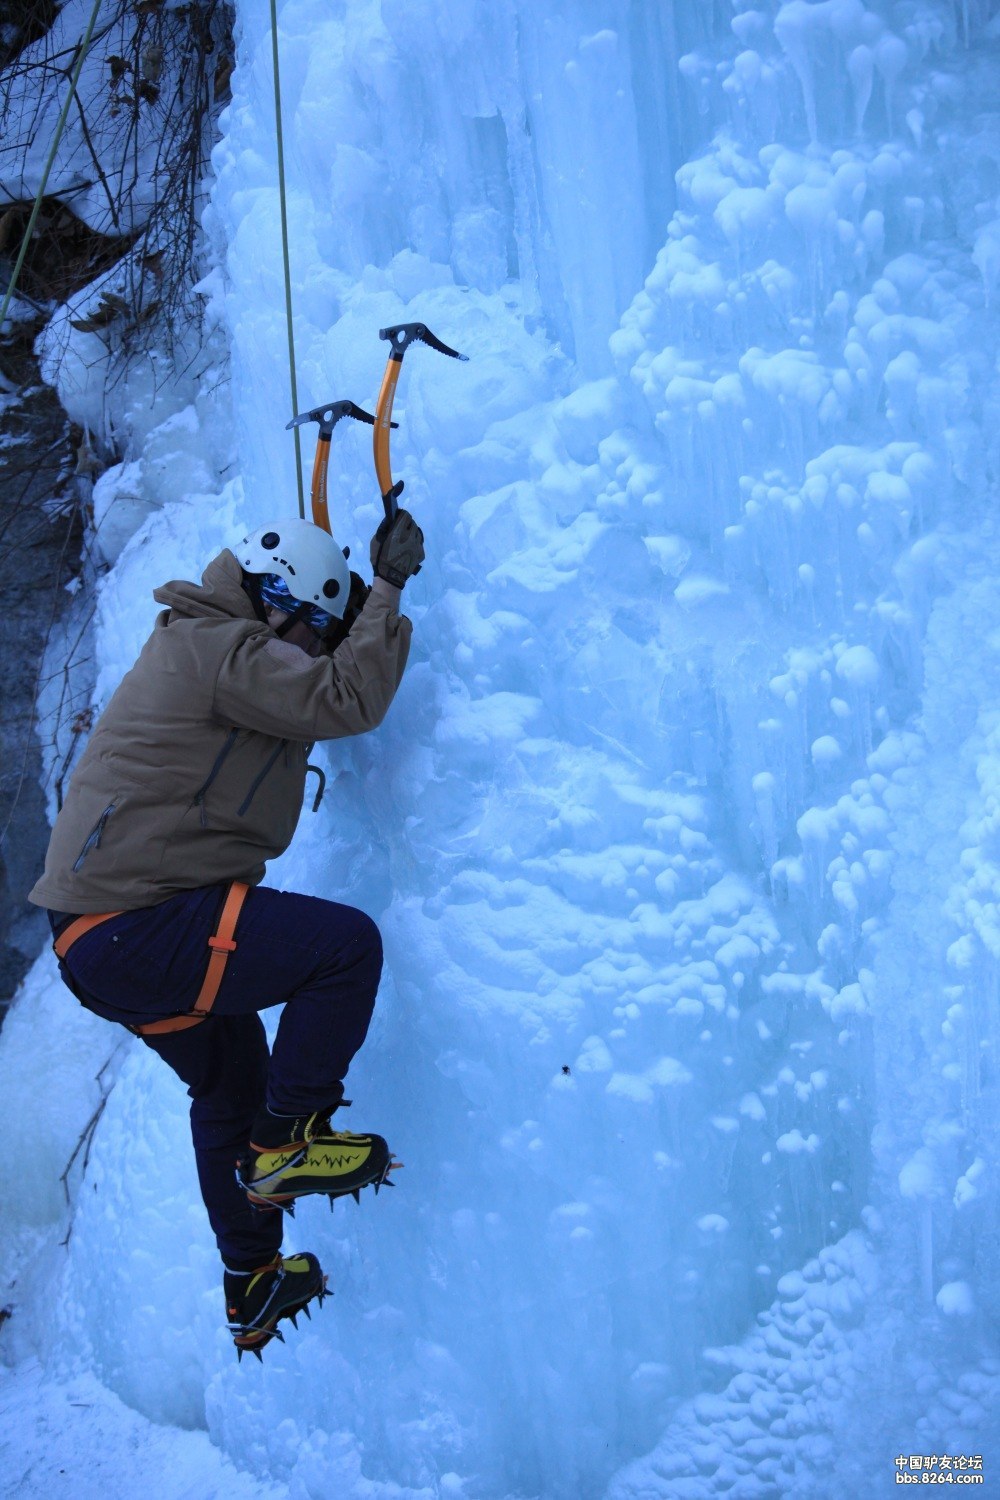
[54,883,382,1270]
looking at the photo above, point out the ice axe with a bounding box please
[374,323,468,522]
[286,400,396,535]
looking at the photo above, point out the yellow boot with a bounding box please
[237,1105,396,1213]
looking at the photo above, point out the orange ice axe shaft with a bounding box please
[286,400,395,534]
[374,323,468,522]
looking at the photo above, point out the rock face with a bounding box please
[0,334,80,1014]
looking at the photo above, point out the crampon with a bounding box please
[235,1102,402,1216]
[226,1251,327,1362]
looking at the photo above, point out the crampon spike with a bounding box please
[252,1346,264,1363]
[289,1312,298,1329]
[374,1159,403,1194]
[302,1303,311,1320]
[351,1188,360,1204]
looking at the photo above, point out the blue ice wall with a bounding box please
[1,1,996,1496]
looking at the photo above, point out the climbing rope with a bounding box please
[269,0,305,518]
[0,0,105,390]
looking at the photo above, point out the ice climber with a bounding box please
[29,510,425,1358]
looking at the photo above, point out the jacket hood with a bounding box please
[153,549,258,623]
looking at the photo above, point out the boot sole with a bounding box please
[245,1154,397,1211]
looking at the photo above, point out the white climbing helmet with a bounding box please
[238,518,351,621]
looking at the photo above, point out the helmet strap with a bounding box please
[273,601,311,638]
[241,572,319,638]
[241,572,269,624]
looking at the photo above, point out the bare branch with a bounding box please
[58,1038,128,1245]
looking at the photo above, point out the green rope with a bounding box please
[0,0,105,383]
[269,0,304,518]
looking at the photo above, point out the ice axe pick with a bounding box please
[374,323,468,522]
[286,400,396,535]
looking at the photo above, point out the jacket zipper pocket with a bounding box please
[72,803,116,871]
[193,728,239,829]
[237,740,287,817]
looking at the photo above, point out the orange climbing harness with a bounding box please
[53,880,251,1036]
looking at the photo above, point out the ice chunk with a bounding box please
[835,645,879,689]
[674,575,730,607]
[899,1148,938,1198]
[811,736,842,764]
[776,1129,821,1154]
[935,1281,974,1316]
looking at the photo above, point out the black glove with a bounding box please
[323,571,370,651]
[343,570,370,628]
[370,508,425,588]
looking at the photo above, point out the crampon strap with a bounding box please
[53,881,251,1035]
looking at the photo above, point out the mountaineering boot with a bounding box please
[236,1103,397,1213]
[225,1251,327,1360]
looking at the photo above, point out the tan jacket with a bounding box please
[29,550,411,914]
